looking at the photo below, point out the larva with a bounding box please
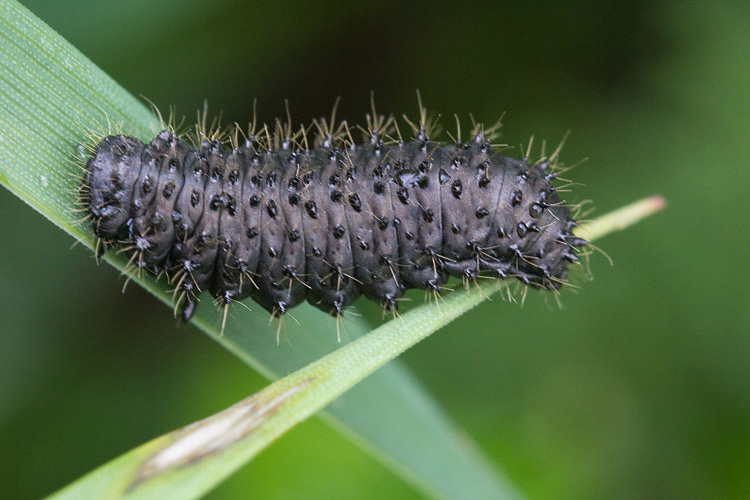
[81,101,586,322]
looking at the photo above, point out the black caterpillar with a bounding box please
[82,106,586,322]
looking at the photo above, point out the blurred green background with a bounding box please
[1,1,748,498]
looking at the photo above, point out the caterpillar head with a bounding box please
[85,134,144,240]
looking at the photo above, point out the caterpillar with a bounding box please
[80,100,587,324]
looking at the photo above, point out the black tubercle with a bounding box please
[84,132,586,317]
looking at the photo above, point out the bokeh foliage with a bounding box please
[1,1,748,499]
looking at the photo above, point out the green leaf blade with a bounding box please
[0,1,528,499]
[46,193,664,500]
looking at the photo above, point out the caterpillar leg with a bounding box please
[180,299,197,322]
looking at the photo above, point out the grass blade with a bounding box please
[0,1,533,498]
[47,197,664,500]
